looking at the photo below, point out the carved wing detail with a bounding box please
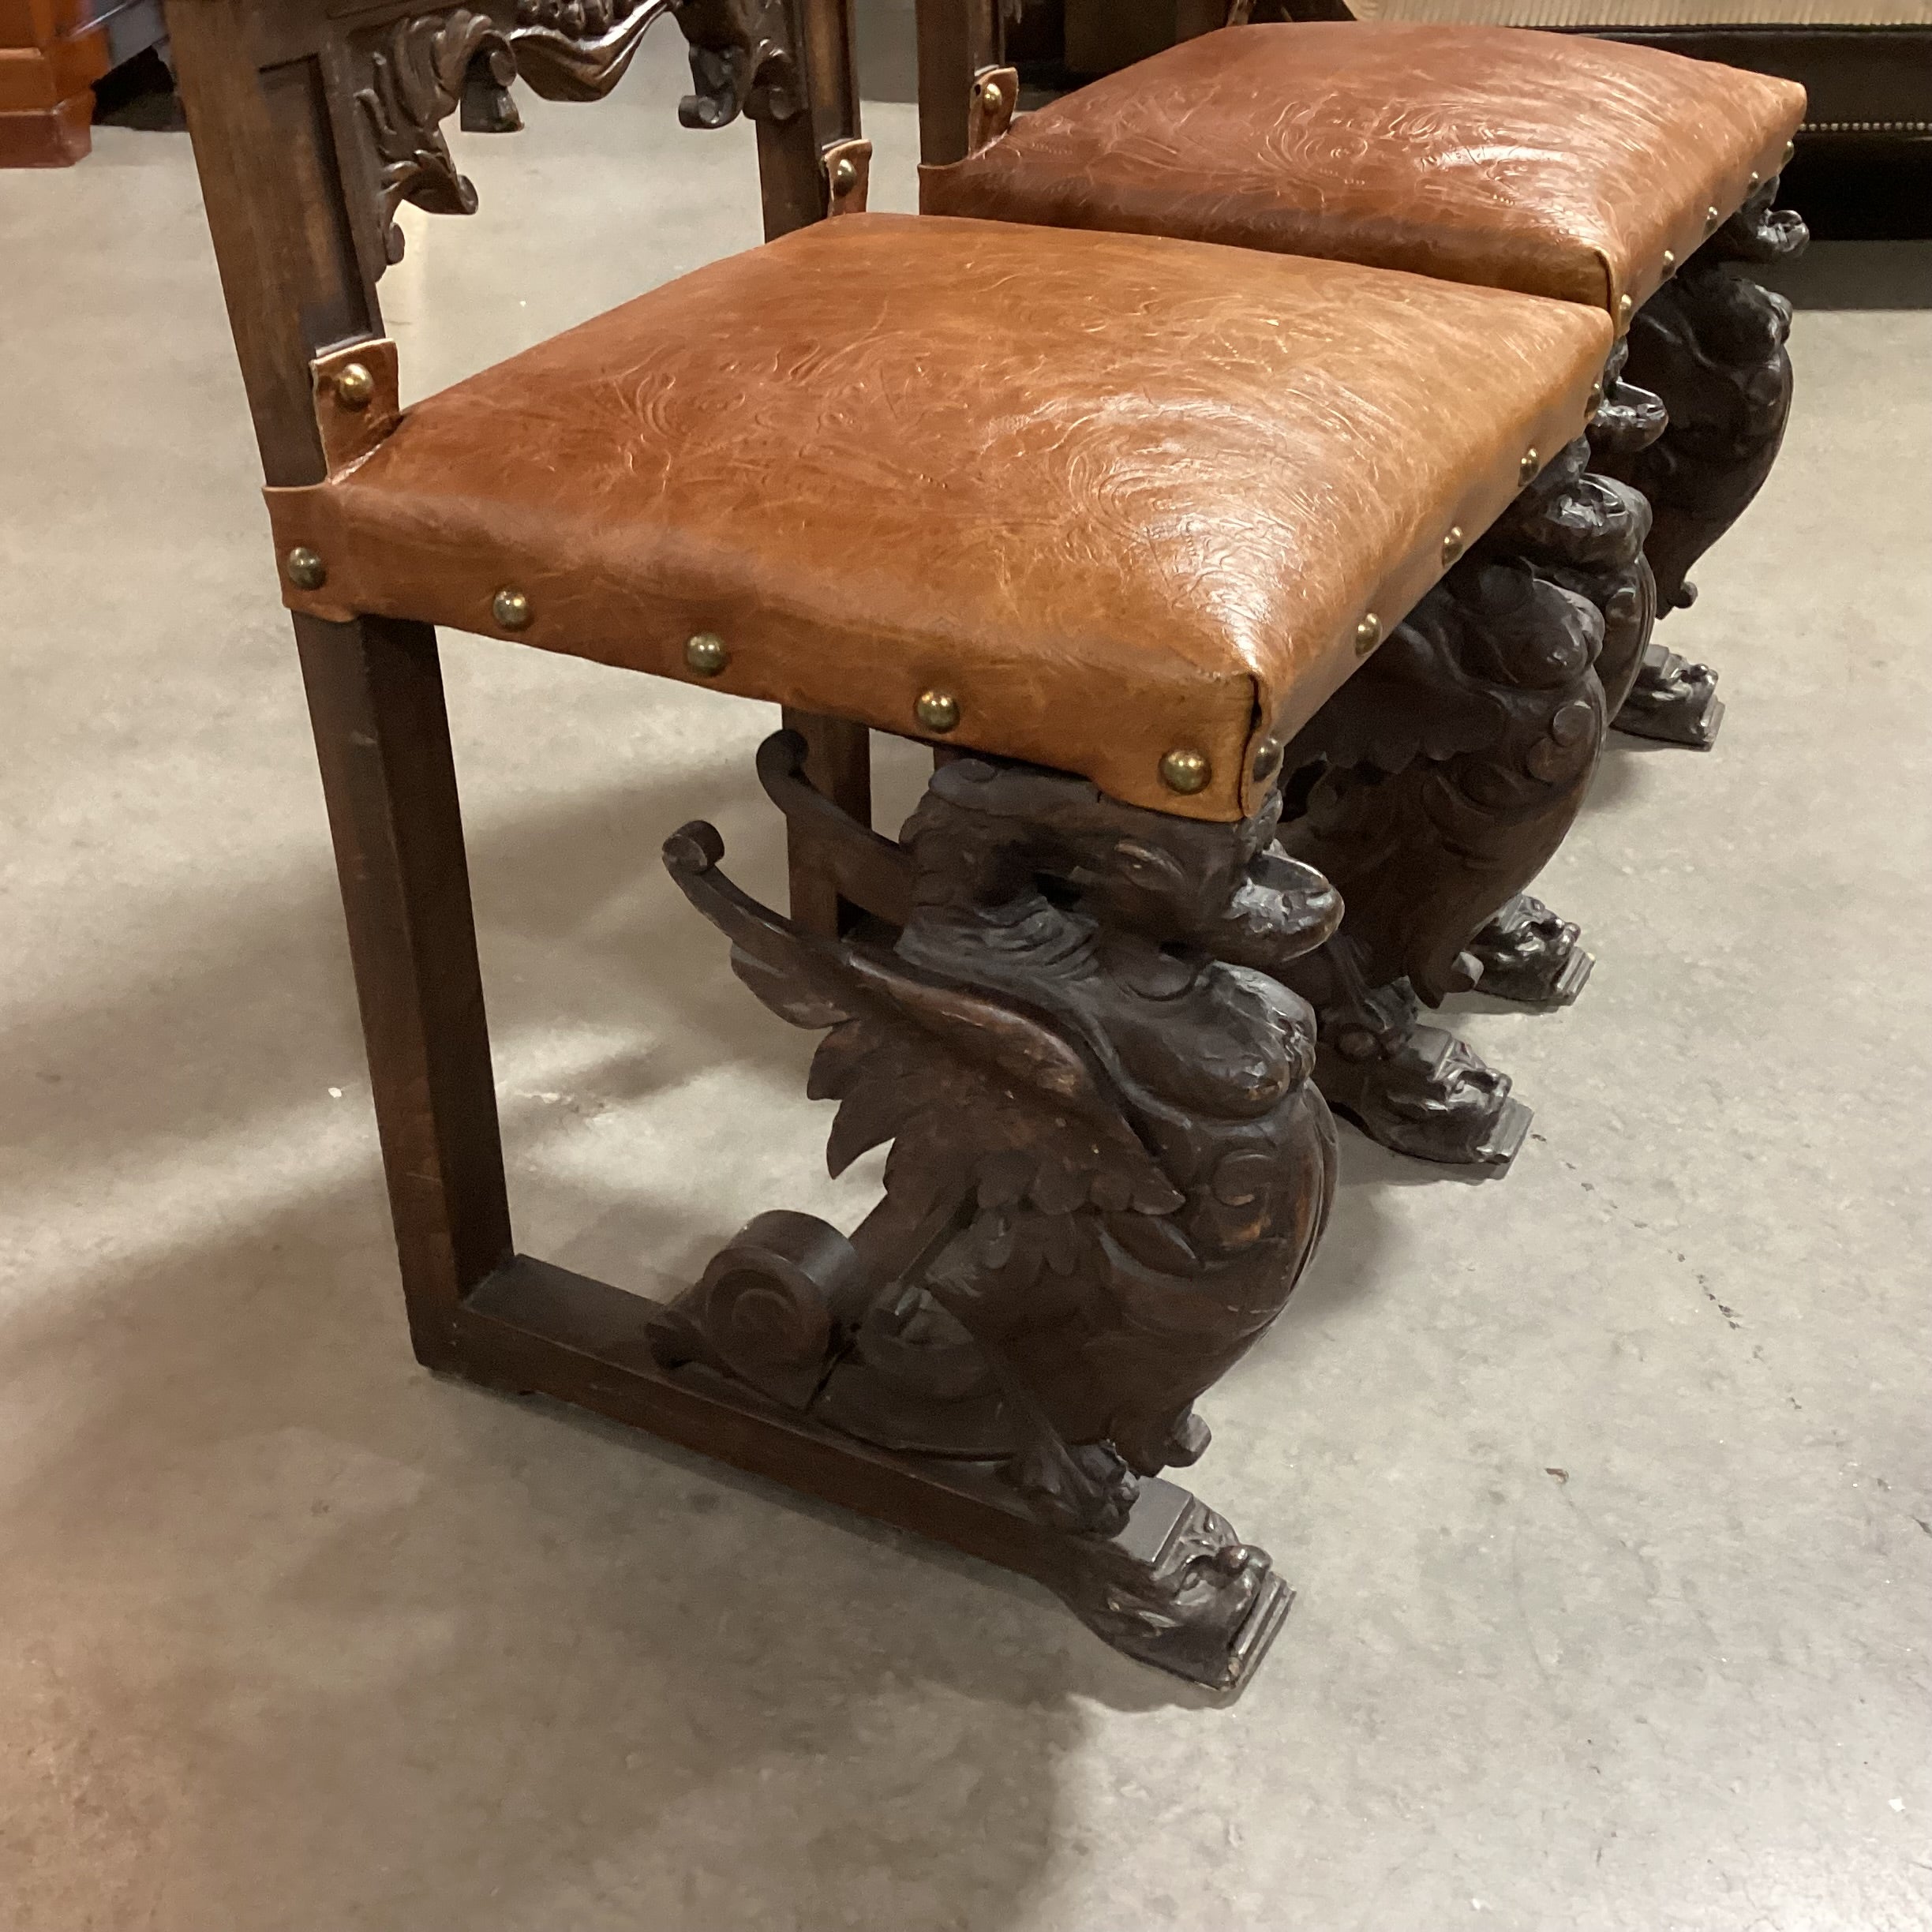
[661,822,1181,1224]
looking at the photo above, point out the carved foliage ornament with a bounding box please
[353,0,800,271]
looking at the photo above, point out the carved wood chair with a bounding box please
[165,0,1619,1688]
[919,1,1810,758]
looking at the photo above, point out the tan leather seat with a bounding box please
[921,24,1807,322]
[268,212,1609,822]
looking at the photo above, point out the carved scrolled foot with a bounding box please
[1052,1486,1293,1692]
[1467,892,1593,1007]
[653,739,1342,1689]
[1614,638,1724,747]
[1292,962,1529,1170]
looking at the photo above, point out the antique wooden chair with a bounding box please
[165,0,1619,1687]
[919,0,1810,755]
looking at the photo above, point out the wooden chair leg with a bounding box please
[778,709,873,938]
[1277,431,1638,1169]
[294,612,512,1369]
[1601,178,1808,748]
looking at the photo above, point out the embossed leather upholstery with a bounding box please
[268,212,1609,821]
[921,24,1807,320]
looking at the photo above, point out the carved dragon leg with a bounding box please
[1600,178,1809,747]
[1274,437,1616,1165]
[650,736,1342,1691]
[1468,430,1657,1009]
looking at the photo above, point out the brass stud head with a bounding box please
[1518,447,1540,485]
[1159,747,1211,796]
[1782,140,1795,166]
[333,361,376,410]
[1441,526,1465,567]
[285,545,327,590]
[1661,249,1676,272]
[1706,204,1722,230]
[980,80,1004,112]
[492,587,532,631]
[685,632,728,676]
[831,156,858,195]
[1617,293,1633,330]
[915,689,960,734]
[1589,378,1604,416]
[1354,612,1382,656]
[1748,170,1761,190]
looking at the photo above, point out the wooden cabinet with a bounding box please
[0,0,165,165]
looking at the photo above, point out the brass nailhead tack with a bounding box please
[1354,612,1382,655]
[1748,171,1762,189]
[1519,448,1540,485]
[492,587,532,631]
[1159,748,1211,796]
[285,545,327,590]
[980,80,1004,111]
[685,632,728,676]
[1783,140,1795,165]
[333,361,376,410]
[915,689,960,733]
[1661,249,1676,271]
[1589,379,1605,414]
[831,156,858,194]
[1441,526,1465,567]
[1617,293,1633,326]
[1707,204,1722,230]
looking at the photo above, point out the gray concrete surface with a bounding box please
[2,27,1929,1932]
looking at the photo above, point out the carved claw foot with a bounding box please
[1467,893,1593,1007]
[1613,639,1724,747]
[1309,976,1530,1171]
[1058,1487,1294,1692]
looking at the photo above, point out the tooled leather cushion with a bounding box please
[267,212,1609,822]
[922,24,1806,320]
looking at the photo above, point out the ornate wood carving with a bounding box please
[651,739,1342,1687]
[356,9,511,265]
[1272,436,1629,1163]
[356,0,803,273]
[1601,178,1810,746]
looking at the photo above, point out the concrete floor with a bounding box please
[4,28,1930,1932]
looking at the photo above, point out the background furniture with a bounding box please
[0,0,167,164]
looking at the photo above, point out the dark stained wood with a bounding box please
[1275,433,1638,1168]
[295,613,513,1368]
[1602,179,1808,747]
[653,740,1341,1684]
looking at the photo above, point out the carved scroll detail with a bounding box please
[651,742,1341,1685]
[357,9,510,265]
[358,0,803,275]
